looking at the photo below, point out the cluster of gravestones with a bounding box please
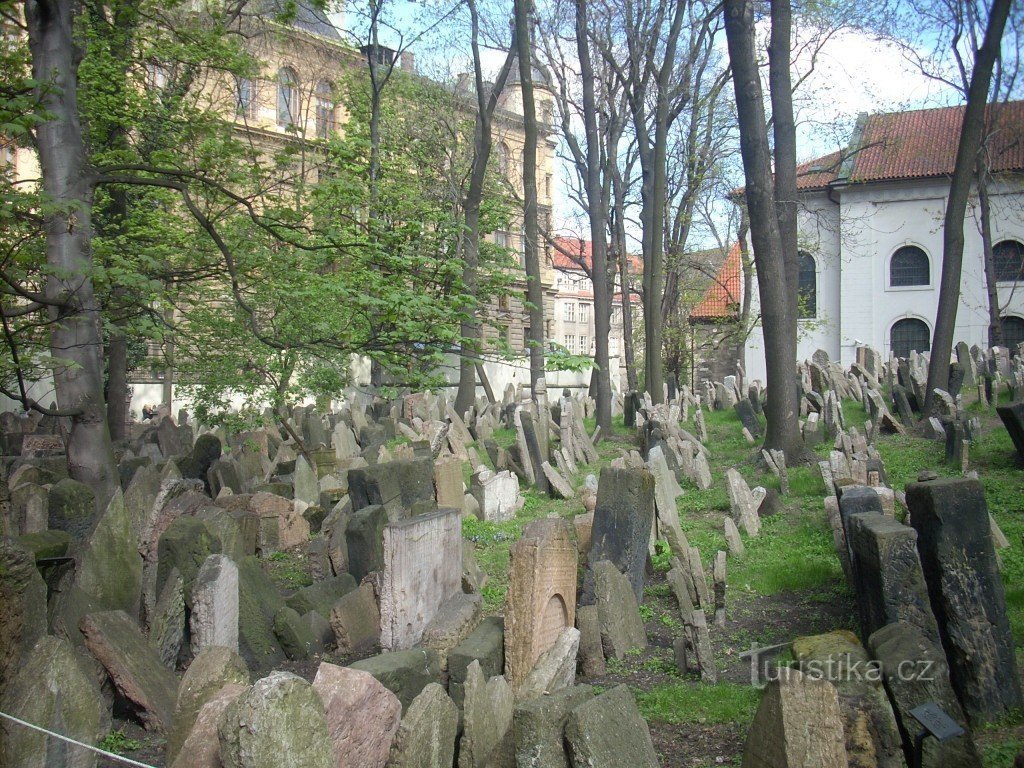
[0,380,683,768]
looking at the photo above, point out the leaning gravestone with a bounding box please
[0,538,46,698]
[564,685,660,768]
[996,401,1024,459]
[0,636,109,768]
[387,683,458,768]
[907,477,1023,723]
[593,559,647,660]
[846,512,940,647]
[583,467,655,603]
[190,554,240,655]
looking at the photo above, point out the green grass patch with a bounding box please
[636,681,761,726]
[266,550,313,590]
[99,729,143,755]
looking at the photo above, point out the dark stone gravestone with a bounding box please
[907,477,1023,723]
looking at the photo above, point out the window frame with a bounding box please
[993,239,1024,284]
[797,251,817,320]
[1001,315,1024,355]
[314,80,335,139]
[888,245,931,289]
[277,67,299,128]
[889,317,931,360]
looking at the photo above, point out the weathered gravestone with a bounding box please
[582,467,655,604]
[846,512,940,646]
[907,477,1023,723]
[190,554,240,655]
[504,518,577,691]
[349,458,435,521]
[868,621,982,768]
[996,401,1024,459]
[386,683,458,768]
[741,668,848,767]
[564,685,660,768]
[379,508,462,650]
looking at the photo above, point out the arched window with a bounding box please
[890,318,930,359]
[890,245,930,286]
[315,80,335,138]
[1002,315,1024,354]
[496,143,510,176]
[798,251,816,319]
[277,67,299,127]
[994,240,1024,282]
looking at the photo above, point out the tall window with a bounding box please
[277,67,299,127]
[1003,315,1024,354]
[798,251,817,318]
[315,80,335,138]
[564,303,576,322]
[890,245,930,286]
[495,230,510,249]
[994,240,1024,282]
[579,303,589,323]
[496,143,510,177]
[236,77,257,119]
[579,336,589,354]
[890,318,930,359]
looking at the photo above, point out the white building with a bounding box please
[744,102,1024,383]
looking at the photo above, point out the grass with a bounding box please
[635,681,761,726]
[266,550,313,590]
[99,729,143,755]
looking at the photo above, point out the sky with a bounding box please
[332,1,966,249]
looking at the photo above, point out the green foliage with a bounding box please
[639,603,654,622]
[651,539,673,572]
[635,681,761,726]
[99,729,143,755]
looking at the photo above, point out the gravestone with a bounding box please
[725,469,760,537]
[504,518,577,690]
[190,554,240,655]
[735,399,762,438]
[741,668,848,767]
[996,401,1024,458]
[583,467,655,603]
[349,458,435,521]
[432,455,464,512]
[564,685,659,768]
[593,559,647,659]
[379,508,462,650]
[907,477,1023,723]
[386,683,458,768]
[846,512,940,646]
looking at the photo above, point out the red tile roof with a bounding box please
[690,242,742,321]
[796,101,1024,191]
[552,236,643,273]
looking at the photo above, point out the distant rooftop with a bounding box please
[255,0,342,40]
[797,101,1024,191]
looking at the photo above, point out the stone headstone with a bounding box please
[0,636,109,768]
[504,518,577,690]
[313,663,402,768]
[564,685,659,768]
[80,610,179,731]
[0,538,46,698]
[996,401,1024,458]
[170,683,246,768]
[725,469,760,537]
[868,622,982,768]
[584,467,655,603]
[191,554,240,655]
[349,458,435,520]
[380,508,462,650]
[593,560,647,659]
[386,683,458,768]
[846,512,940,646]
[349,648,441,712]
[218,671,333,768]
[458,660,514,768]
[741,668,848,767]
[330,582,380,654]
[166,646,250,764]
[513,684,594,768]
[907,477,1023,723]
[433,455,464,511]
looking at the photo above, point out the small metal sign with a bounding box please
[910,702,965,742]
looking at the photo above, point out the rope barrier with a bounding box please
[0,710,159,768]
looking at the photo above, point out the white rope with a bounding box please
[0,710,159,768]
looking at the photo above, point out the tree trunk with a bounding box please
[723,0,803,461]
[106,331,128,440]
[26,0,118,509]
[924,0,1011,413]
[576,0,612,430]
[455,2,516,415]
[514,0,545,391]
[611,168,638,393]
[769,0,799,301]
[977,157,1003,348]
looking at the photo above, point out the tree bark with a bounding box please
[723,0,803,460]
[924,0,1011,413]
[26,0,118,509]
[454,2,517,415]
[769,0,799,301]
[977,156,1003,348]
[576,0,612,430]
[613,168,638,392]
[514,0,545,391]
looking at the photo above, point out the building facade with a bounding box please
[743,102,1024,383]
